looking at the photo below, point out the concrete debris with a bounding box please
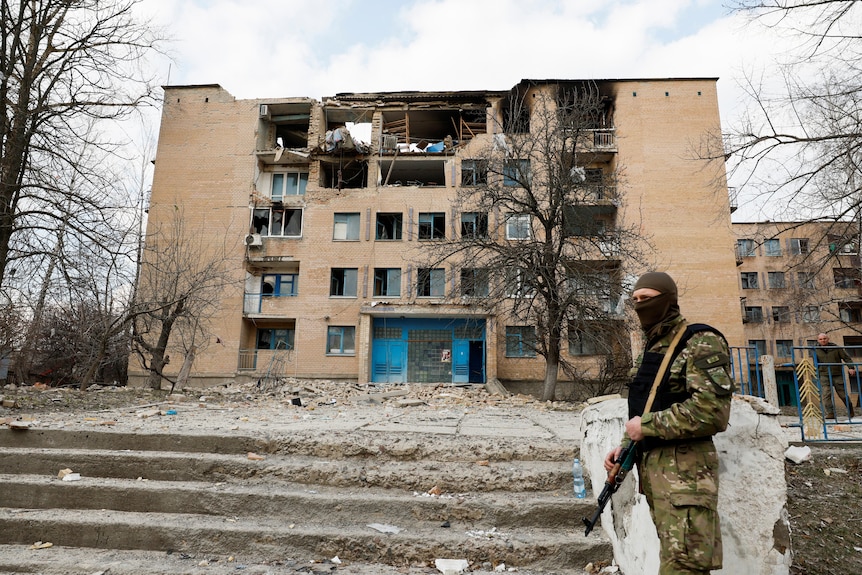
[58,468,81,481]
[785,445,812,464]
[366,523,403,534]
[434,558,469,574]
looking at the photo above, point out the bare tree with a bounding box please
[420,81,649,401]
[131,208,238,390]
[0,0,165,290]
[725,1,862,223]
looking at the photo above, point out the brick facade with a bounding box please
[130,79,743,389]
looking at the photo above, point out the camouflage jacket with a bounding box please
[631,315,733,443]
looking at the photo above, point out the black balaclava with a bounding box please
[632,272,681,333]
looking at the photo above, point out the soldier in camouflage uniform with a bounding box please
[604,272,733,575]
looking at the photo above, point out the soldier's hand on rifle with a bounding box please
[625,416,644,441]
[604,446,622,471]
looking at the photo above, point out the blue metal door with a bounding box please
[372,340,406,383]
[453,340,469,383]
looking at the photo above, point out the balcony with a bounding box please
[243,292,298,317]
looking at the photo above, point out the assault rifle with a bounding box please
[582,441,638,536]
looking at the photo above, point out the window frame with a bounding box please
[375,212,403,241]
[418,212,446,240]
[256,327,295,351]
[772,306,791,324]
[417,267,446,297]
[460,212,488,239]
[329,268,358,298]
[776,339,794,358]
[461,159,488,186]
[333,212,361,241]
[764,238,781,256]
[262,273,299,297]
[740,271,759,289]
[767,271,786,289]
[373,268,401,297]
[460,267,489,297]
[744,306,764,323]
[506,214,531,240]
[326,326,356,355]
[503,159,530,187]
[506,325,537,357]
[790,238,810,255]
[797,271,816,290]
[505,267,536,298]
[801,305,820,323]
[252,207,303,238]
[269,170,309,201]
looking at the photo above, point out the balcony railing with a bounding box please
[591,129,615,148]
[243,292,298,315]
[237,347,293,372]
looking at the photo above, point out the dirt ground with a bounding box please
[2,381,862,575]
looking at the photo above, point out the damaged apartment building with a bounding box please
[133,78,744,388]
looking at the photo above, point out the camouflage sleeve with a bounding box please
[639,331,733,441]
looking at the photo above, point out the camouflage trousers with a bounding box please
[640,440,722,575]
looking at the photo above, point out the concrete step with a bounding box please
[0,426,610,572]
[0,473,585,528]
[0,507,607,571]
[0,447,571,491]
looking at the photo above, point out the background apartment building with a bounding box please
[734,220,862,404]
[132,78,743,391]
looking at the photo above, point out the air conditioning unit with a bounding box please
[259,104,270,119]
[245,233,263,247]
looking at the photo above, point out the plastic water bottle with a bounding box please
[572,458,587,498]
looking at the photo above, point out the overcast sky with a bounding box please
[138,0,794,220]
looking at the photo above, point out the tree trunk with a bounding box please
[541,331,562,401]
[173,345,196,393]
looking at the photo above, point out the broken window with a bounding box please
[376,212,403,240]
[373,268,401,297]
[568,323,608,356]
[252,208,303,237]
[418,212,446,240]
[502,91,530,134]
[259,101,312,150]
[380,108,486,149]
[505,326,536,357]
[460,268,489,297]
[330,268,358,297]
[321,160,368,189]
[834,268,861,288]
[262,274,298,297]
[461,159,488,186]
[379,158,446,187]
[256,327,295,351]
[461,212,488,239]
[417,268,446,297]
[563,205,607,237]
